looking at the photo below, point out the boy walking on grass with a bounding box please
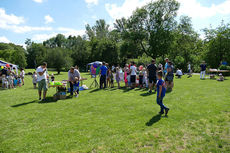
[156,71,169,116]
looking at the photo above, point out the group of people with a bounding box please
[0,66,25,89]
[99,58,175,92]
[98,59,171,116]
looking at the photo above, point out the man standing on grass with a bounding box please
[36,62,48,101]
[68,67,80,97]
[200,61,207,80]
[147,59,157,93]
[187,62,192,78]
[99,62,108,89]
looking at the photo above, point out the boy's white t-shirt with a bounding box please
[36,66,47,82]
[130,66,137,75]
[20,70,25,77]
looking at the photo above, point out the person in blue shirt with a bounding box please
[200,61,206,80]
[156,71,169,116]
[100,62,108,89]
[163,58,169,77]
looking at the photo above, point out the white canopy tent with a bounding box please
[0,60,19,75]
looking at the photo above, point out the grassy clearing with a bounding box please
[0,71,229,152]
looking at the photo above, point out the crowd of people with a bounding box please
[98,58,175,92]
[98,59,172,115]
[0,66,25,89]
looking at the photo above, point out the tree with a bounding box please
[0,43,27,68]
[46,48,73,74]
[115,0,180,59]
[169,16,202,71]
[203,21,230,68]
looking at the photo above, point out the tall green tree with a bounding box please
[203,21,230,68]
[115,0,180,59]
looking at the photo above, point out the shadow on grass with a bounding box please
[89,86,132,93]
[11,100,37,107]
[89,88,101,93]
[11,96,69,107]
[140,91,156,97]
[146,114,162,126]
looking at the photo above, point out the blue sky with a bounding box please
[0,0,230,46]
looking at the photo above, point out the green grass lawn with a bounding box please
[0,71,229,153]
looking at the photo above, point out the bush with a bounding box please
[127,54,152,66]
[218,65,230,70]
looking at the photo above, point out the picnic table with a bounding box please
[209,69,230,73]
[208,69,230,79]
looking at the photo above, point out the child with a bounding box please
[110,70,114,88]
[17,76,22,87]
[107,68,111,88]
[51,73,55,82]
[20,68,25,85]
[139,69,144,88]
[32,72,37,89]
[116,67,120,88]
[217,73,224,81]
[2,74,8,89]
[156,71,169,116]
[73,81,80,98]
[8,73,14,89]
[13,77,18,87]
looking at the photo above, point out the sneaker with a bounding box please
[39,98,42,101]
[165,108,170,116]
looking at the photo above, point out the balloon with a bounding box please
[6,64,10,68]
[139,65,143,71]
[1,66,3,69]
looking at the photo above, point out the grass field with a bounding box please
[0,71,230,153]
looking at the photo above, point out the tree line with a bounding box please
[0,0,230,73]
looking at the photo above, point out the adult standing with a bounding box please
[99,62,108,89]
[147,59,157,93]
[36,62,48,101]
[130,61,137,89]
[200,61,206,80]
[20,68,25,85]
[187,62,192,78]
[68,67,80,97]
[165,61,174,90]
[164,58,169,77]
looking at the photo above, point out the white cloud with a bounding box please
[0,8,52,33]
[85,0,98,7]
[0,36,10,43]
[32,33,57,42]
[32,27,85,42]
[105,0,152,20]
[0,8,25,26]
[2,25,52,33]
[106,0,230,20]
[44,15,54,24]
[178,0,230,19]
[33,0,43,3]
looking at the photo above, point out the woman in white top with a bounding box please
[20,68,25,85]
[130,62,137,89]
